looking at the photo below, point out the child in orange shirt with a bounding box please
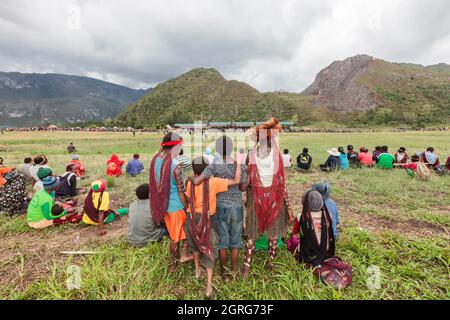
[185,156,242,299]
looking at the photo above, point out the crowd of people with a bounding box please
[1,120,449,298]
[279,144,449,177]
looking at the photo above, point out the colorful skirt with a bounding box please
[245,189,289,240]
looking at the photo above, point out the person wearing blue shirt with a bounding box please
[312,181,340,238]
[338,147,349,171]
[126,154,144,176]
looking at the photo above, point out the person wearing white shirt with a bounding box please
[282,149,292,168]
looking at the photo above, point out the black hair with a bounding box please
[136,183,150,200]
[66,164,76,172]
[382,145,388,152]
[34,156,44,165]
[24,157,32,164]
[192,156,209,176]
[426,147,434,152]
[411,154,420,162]
[338,146,345,154]
[179,149,184,156]
[284,149,289,154]
[398,147,406,153]
[303,147,309,153]
[375,146,381,151]
[133,154,139,159]
[215,135,233,157]
[51,204,64,215]
[347,145,354,151]
[161,132,182,150]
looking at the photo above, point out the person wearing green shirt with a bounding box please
[377,146,395,169]
[27,176,75,229]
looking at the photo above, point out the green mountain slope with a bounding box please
[115,68,302,128]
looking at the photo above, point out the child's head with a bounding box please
[338,146,345,154]
[303,147,309,154]
[24,157,32,164]
[52,204,64,216]
[133,154,140,159]
[375,146,381,151]
[136,183,149,200]
[426,147,434,153]
[192,156,209,176]
[284,149,289,155]
[382,145,389,152]
[66,164,76,172]
[215,135,233,158]
[347,145,354,151]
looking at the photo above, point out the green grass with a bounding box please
[0,130,449,300]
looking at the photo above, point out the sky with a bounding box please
[0,0,449,92]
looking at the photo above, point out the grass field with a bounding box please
[0,130,449,300]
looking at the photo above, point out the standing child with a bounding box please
[185,156,242,299]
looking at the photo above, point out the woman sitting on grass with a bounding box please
[82,179,128,236]
[185,156,242,299]
[0,169,28,216]
[358,147,374,167]
[27,176,78,229]
[106,154,125,177]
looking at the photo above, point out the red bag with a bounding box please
[311,257,352,289]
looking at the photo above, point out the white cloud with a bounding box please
[0,0,448,91]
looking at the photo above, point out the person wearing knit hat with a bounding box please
[82,179,128,236]
[42,176,59,190]
[37,167,53,180]
[27,175,77,229]
[32,167,54,193]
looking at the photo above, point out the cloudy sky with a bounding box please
[0,0,449,91]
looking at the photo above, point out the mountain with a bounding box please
[302,54,450,126]
[115,68,300,128]
[0,72,150,126]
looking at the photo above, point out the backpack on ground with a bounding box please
[312,257,352,290]
[416,162,431,181]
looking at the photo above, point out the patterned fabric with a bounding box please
[0,171,27,215]
[202,156,247,207]
[249,144,286,233]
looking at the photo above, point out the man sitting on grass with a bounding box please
[377,146,395,169]
[296,148,312,171]
[128,183,164,247]
[126,154,144,176]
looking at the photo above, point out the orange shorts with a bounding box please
[164,209,187,243]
